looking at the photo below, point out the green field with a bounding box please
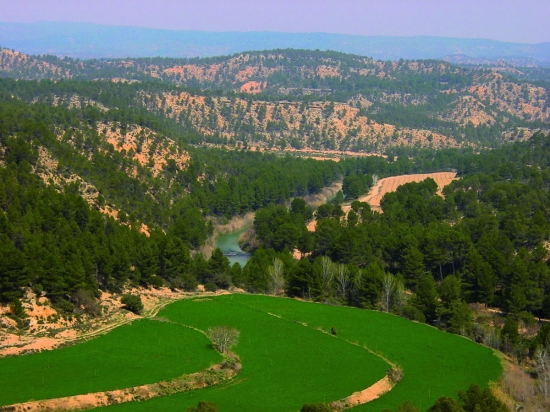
[0,319,221,406]
[235,295,503,411]
[97,295,501,411]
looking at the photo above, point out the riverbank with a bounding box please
[200,179,344,266]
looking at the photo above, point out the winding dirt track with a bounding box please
[345,376,393,406]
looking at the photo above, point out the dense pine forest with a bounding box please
[0,47,549,320]
[247,134,550,322]
[1,47,549,152]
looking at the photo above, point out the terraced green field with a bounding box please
[0,319,221,406]
[238,295,502,411]
[98,295,502,411]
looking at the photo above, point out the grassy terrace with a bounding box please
[0,319,221,406]
[99,295,501,411]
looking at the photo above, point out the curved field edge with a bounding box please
[96,296,390,411]
[0,319,222,406]
[239,295,502,411]
[4,354,240,411]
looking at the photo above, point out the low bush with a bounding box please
[121,294,144,314]
[204,282,217,292]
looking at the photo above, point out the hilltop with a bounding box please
[1,48,549,154]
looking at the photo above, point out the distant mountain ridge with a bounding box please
[1,21,549,65]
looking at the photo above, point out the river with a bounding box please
[214,228,251,267]
[212,180,343,267]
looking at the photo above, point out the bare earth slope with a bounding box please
[362,172,457,211]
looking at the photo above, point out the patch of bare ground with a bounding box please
[361,172,457,212]
[98,122,189,178]
[469,72,550,123]
[35,146,151,236]
[0,287,233,358]
[0,49,70,78]
[439,95,496,126]
[240,81,266,94]
[305,173,456,233]
[35,147,101,208]
[4,353,241,411]
[343,376,393,407]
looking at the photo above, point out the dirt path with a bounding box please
[344,376,393,407]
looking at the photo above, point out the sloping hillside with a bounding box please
[2,48,548,152]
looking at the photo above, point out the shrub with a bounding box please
[301,403,332,412]
[501,316,519,344]
[186,400,218,412]
[458,383,508,412]
[9,299,26,318]
[121,294,144,314]
[387,366,404,384]
[207,326,240,353]
[148,275,164,288]
[55,299,75,314]
[181,273,198,291]
[72,289,102,317]
[399,400,420,411]
[401,305,426,323]
[204,282,218,292]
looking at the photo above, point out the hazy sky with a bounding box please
[1,0,548,44]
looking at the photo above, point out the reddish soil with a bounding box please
[306,172,456,232]
[240,81,266,94]
[344,376,393,407]
[361,172,457,212]
[0,287,233,358]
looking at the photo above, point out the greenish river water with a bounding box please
[214,229,251,267]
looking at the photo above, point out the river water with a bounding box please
[214,229,251,267]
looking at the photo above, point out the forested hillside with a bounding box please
[1,46,550,353]
[244,132,550,335]
[1,48,549,152]
[0,81,393,306]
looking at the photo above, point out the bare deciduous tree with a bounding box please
[483,328,501,351]
[268,258,285,296]
[320,256,334,299]
[350,269,363,303]
[393,279,406,310]
[381,273,395,312]
[501,363,535,405]
[335,263,350,301]
[372,174,379,186]
[535,344,550,404]
[207,326,240,354]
